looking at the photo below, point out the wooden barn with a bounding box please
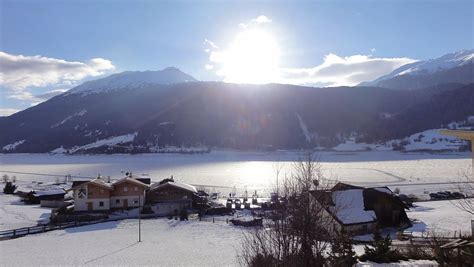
[312,183,411,235]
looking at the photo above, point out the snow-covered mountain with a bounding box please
[360,49,474,90]
[66,67,197,95]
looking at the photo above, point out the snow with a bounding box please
[366,49,474,85]
[330,189,376,224]
[332,128,468,152]
[0,193,51,230]
[0,218,244,266]
[50,109,87,128]
[65,68,197,96]
[405,200,474,236]
[402,129,467,151]
[356,260,439,266]
[49,146,67,154]
[0,150,471,198]
[68,132,137,153]
[295,112,312,143]
[2,140,26,151]
[32,189,66,197]
[151,181,197,193]
[332,138,394,152]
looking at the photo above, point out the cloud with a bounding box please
[280,54,416,86]
[0,51,115,92]
[239,15,272,28]
[0,108,20,116]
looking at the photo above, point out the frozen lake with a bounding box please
[0,151,472,196]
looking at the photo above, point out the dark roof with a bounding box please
[136,178,151,185]
[331,182,364,191]
[71,180,89,188]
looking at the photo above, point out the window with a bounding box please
[134,187,138,192]
[99,201,104,207]
[123,186,128,192]
[116,199,120,204]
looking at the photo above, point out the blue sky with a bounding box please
[1,0,473,115]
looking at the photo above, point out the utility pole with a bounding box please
[138,195,141,242]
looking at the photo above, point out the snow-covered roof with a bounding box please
[71,178,113,190]
[150,181,197,193]
[329,189,376,225]
[112,177,149,188]
[33,189,66,197]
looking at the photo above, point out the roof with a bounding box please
[112,177,149,188]
[331,182,364,191]
[329,189,377,225]
[32,189,66,197]
[71,178,113,191]
[150,181,197,193]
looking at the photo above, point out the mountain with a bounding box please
[1,75,473,153]
[360,49,474,90]
[66,67,197,95]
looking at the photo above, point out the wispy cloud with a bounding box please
[0,51,115,103]
[280,54,416,87]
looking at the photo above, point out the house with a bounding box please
[146,178,197,216]
[21,189,66,204]
[110,177,149,209]
[71,177,148,211]
[71,178,113,211]
[312,183,410,235]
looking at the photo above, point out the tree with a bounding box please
[328,230,357,266]
[451,170,474,215]
[360,228,404,263]
[3,182,17,194]
[239,153,334,267]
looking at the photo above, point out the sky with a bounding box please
[0,0,473,115]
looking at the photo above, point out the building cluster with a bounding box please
[70,175,199,216]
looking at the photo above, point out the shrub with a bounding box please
[3,182,17,194]
[359,228,406,263]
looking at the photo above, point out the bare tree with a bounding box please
[239,153,337,266]
[451,169,474,215]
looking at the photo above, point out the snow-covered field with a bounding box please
[0,193,51,231]
[0,218,244,266]
[406,200,474,236]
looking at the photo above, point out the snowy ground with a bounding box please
[405,200,474,237]
[0,193,51,231]
[0,151,471,197]
[0,218,245,266]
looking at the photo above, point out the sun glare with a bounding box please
[220,29,280,84]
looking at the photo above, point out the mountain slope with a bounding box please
[1,79,472,153]
[66,67,197,95]
[360,49,474,90]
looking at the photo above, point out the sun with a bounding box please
[219,29,280,84]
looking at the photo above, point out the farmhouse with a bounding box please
[312,183,410,235]
[71,177,148,211]
[110,177,148,209]
[146,177,197,216]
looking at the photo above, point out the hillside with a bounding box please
[1,79,472,153]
